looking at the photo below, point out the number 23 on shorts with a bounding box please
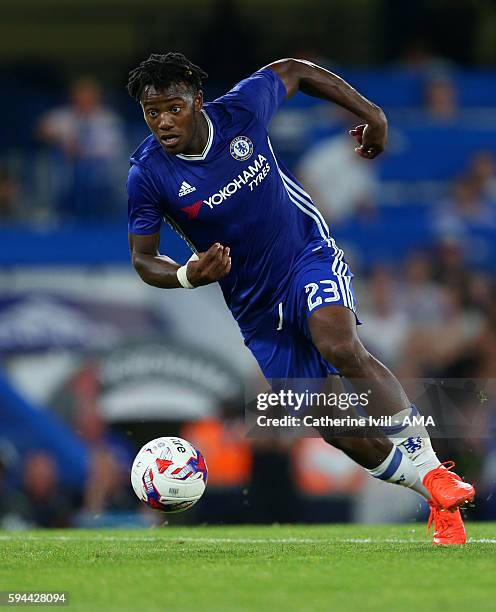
[305,280,342,311]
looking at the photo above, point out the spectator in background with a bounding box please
[399,38,455,74]
[63,367,136,518]
[424,75,458,121]
[291,438,364,523]
[430,150,496,276]
[398,252,444,325]
[433,237,470,289]
[37,77,127,220]
[181,403,252,524]
[359,266,410,368]
[403,284,484,377]
[296,111,379,224]
[10,451,74,528]
[467,151,496,203]
[438,176,496,227]
[0,440,17,526]
[433,173,496,271]
[74,404,135,515]
[0,168,20,221]
[82,445,130,514]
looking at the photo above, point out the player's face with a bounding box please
[141,83,203,155]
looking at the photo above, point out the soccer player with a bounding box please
[126,53,475,544]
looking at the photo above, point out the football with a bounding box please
[131,436,208,513]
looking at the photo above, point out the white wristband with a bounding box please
[176,253,199,289]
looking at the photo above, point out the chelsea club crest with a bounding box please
[230,136,253,161]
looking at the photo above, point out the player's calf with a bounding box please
[319,434,390,469]
[320,434,430,500]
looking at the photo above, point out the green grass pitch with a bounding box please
[1,523,495,611]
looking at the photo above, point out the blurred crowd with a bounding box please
[0,77,128,223]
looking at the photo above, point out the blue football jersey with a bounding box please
[127,68,338,331]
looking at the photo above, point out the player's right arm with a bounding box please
[129,232,231,288]
[128,163,231,289]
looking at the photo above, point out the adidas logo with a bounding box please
[178,181,196,197]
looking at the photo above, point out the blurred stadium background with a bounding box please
[1,0,495,530]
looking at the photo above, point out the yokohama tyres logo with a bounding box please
[181,153,270,219]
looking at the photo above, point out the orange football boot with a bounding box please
[423,461,475,511]
[427,501,466,545]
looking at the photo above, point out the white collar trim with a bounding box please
[176,109,213,161]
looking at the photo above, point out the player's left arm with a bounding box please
[265,58,387,159]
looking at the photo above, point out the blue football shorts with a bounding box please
[242,240,359,379]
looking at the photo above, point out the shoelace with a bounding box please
[426,508,451,535]
[431,461,456,476]
[424,461,457,485]
[426,504,453,536]
[426,505,436,535]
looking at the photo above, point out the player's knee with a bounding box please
[315,336,366,371]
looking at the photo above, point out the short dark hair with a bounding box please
[127,52,208,101]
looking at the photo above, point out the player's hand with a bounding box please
[349,121,387,159]
[186,243,231,287]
